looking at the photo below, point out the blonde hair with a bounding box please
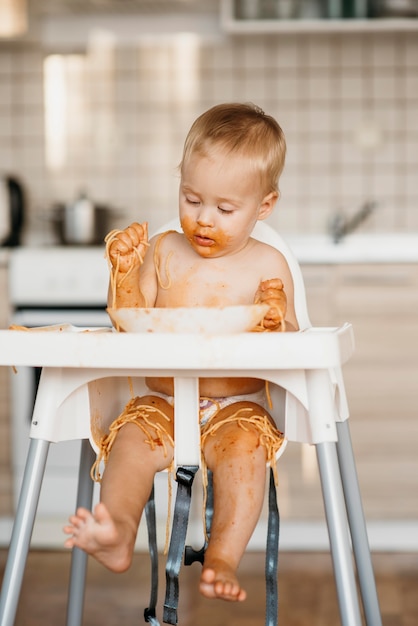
[180,102,286,195]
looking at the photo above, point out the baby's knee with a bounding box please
[201,400,281,466]
[92,395,174,481]
[136,395,174,437]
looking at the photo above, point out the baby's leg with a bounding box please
[64,395,174,572]
[200,401,275,602]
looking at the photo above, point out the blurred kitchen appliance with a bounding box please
[0,175,25,247]
[8,246,110,517]
[375,0,418,13]
[47,192,118,245]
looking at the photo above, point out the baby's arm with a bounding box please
[106,222,149,309]
[254,278,288,331]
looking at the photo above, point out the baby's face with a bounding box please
[179,150,272,259]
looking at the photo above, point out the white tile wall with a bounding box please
[0,32,417,243]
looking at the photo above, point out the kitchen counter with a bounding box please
[284,233,418,264]
[4,233,418,271]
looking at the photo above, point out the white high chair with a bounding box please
[0,221,382,626]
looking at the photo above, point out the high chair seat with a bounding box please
[0,221,382,626]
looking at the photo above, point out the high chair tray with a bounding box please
[0,324,354,370]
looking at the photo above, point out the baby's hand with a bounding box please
[106,222,149,273]
[254,278,287,331]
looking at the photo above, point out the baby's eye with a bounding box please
[187,197,200,206]
[218,206,233,214]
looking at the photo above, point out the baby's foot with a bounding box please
[199,557,247,602]
[63,502,133,572]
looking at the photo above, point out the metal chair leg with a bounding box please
[336,421,382,626]
[66,440,96,626]
[316,441,363,626]
[0,438,50,626]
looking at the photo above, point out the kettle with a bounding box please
[0,175,25,247]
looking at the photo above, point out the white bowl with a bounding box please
[107,304,269,334]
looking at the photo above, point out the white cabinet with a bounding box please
[298,264,336,326]
[298,262,418,520]
[333,264,418,413]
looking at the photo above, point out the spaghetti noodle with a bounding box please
[153,230,177,290]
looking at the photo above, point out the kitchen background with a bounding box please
[0,0,417,550]
[0,3,417,240]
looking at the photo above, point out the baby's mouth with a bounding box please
[193,233,214,247]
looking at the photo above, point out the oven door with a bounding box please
[10,308,110,519]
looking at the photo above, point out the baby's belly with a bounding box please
[145,376,265,398]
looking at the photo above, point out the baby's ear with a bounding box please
[258,191,279,221]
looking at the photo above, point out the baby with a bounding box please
[64,102,298,603]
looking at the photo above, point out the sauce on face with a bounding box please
[181,215,233,258]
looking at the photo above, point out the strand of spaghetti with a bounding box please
[265,380,273,410]
[104,229,123,296]
[199,397,222,413]
[116,247,144,286]
[104,230,121,311]
[111,254,120,312]
[154,230,177,289]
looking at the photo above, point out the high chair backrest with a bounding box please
[153,218,312,330]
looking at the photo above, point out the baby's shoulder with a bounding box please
[149,229,182,251]
[249,238,292,278]
[250,237,287,260]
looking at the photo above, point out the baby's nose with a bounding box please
[196,205,214,226]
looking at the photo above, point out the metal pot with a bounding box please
[51,194,117,245]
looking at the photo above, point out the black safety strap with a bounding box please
[265,468,280,626]
[146,467,280,625]
[144,486,161,626]
[163,465,199,625]
[184,469,213,566]
[204,469,214,541]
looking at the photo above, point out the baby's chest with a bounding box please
[155,268,257,308]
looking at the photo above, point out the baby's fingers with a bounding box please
[109,231,134,254]
[263,306,286,331]
[127,222,148,247]
[260,278,284,292]
[109,222,147,255]
[260,287,286,302]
